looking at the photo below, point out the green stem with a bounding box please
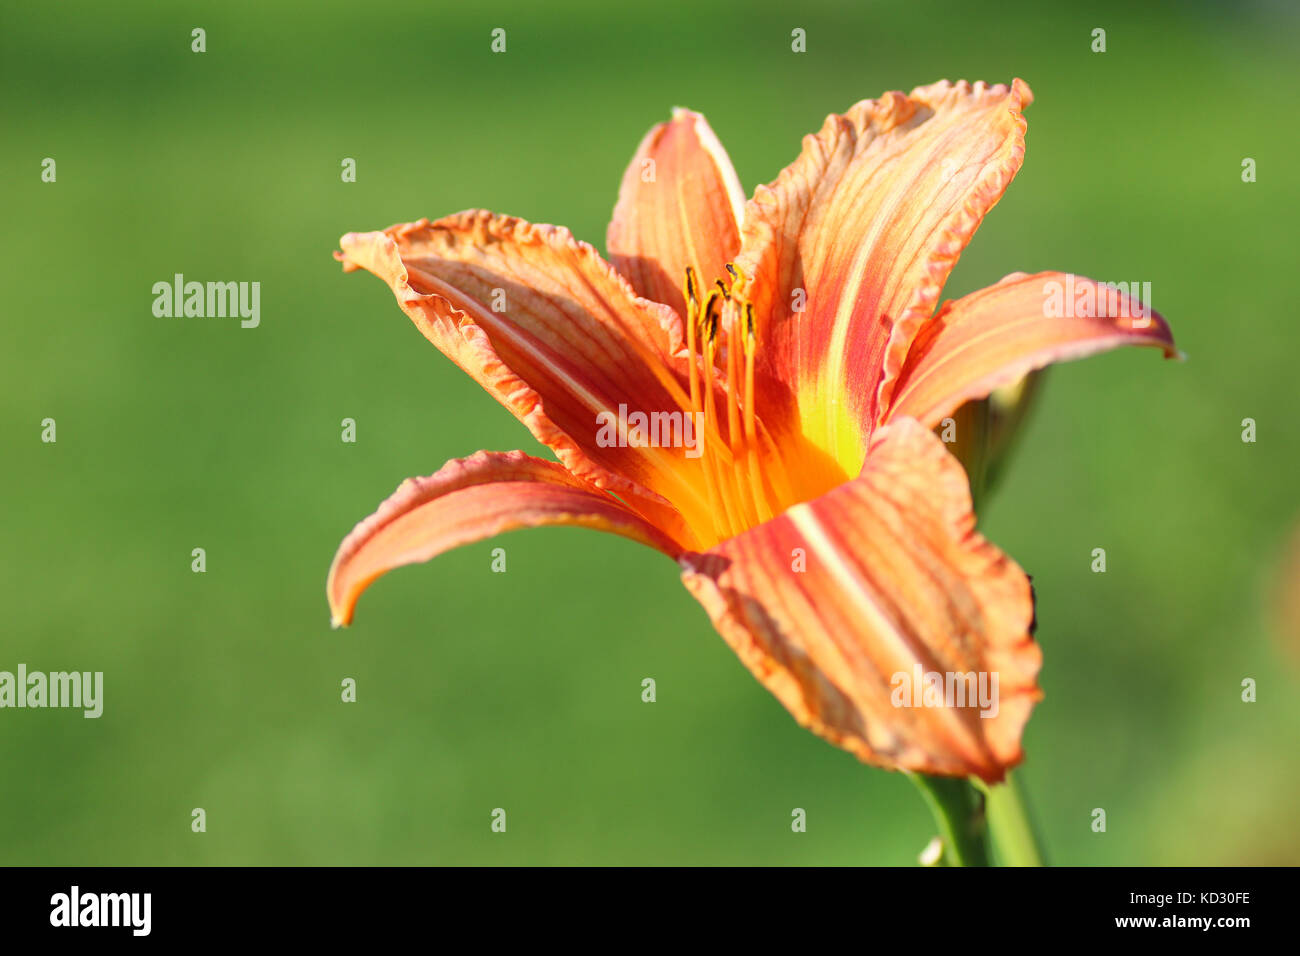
[908,773,991,867]
[979,772,1047,866]
[909,771,1048,866]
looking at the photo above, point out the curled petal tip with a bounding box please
[885,271,1180,429]
[328,590,354,629]
[1011,76,1034,107]
[325,451,683,626]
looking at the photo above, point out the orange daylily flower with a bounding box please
[327,79,1176,783]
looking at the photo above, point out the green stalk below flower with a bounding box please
[910,770,1046,866]
[909,773,991,867]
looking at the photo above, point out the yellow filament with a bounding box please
[741,303,773,523]
[723,303,742,470]
[742,302,757,449]
[723,300,762,530]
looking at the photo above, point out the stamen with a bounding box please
[684,265,700,310]
[681,267,730,540]
[702,289,722,345]
[676,267,803,539]
[683,267,700,413]
[700,290,743,534]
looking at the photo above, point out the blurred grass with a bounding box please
[2,0,1298,864]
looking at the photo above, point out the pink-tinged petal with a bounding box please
[735,79,1033,476]
[607,108,746,316]
[680,418,1041,782]
[337,213,714,547]
[327,450,683,627]
[886,271,1178,429]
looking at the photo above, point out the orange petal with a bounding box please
[607,108,745,316]
[337,212,710,546]
[327,450,683,627]
[735,79,1033,477]
[679,417,1041,782]
[886,271,1178,429]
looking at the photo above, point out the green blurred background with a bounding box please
[3,0,1297,865]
